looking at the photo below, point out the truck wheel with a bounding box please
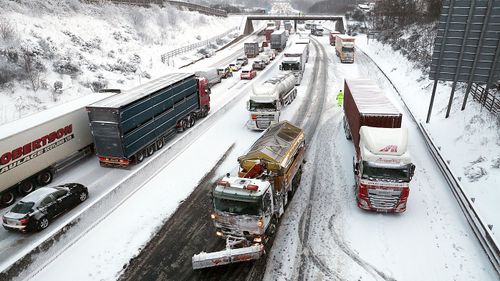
[135,151,145,163]
[189,114,196,127]
[18,180,35,196]
[36,170,53,186]
[177,120,187,132]
[146,145,155,157]
[156,139,164,150]
[0,190,15,207]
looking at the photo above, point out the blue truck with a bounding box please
[86,73,210,167]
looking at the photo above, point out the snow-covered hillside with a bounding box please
[0,0,240,124]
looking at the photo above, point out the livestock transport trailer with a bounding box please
[0,93,115,207]
[87,73,210,167]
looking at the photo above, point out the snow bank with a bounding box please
[0,0,240,125]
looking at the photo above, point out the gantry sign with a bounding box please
[427,0,500,122]
[242,15,345,35]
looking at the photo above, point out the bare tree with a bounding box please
[23,51,41,93]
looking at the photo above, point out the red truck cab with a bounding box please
[329,31,340,46]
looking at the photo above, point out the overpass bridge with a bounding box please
[242,14,345,35]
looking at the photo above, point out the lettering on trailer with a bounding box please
[379,145,398,153]
[0,125,73,174]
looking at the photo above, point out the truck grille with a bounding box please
[368,189,401,209]
[256,114,275,129]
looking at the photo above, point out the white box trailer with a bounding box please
[0,93,114,206]
[281,43,308,85]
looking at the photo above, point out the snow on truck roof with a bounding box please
[285,43,307,55]
[0,92,115,139]
[360,127,412,165]
[360,127,408,157]
[214,177,268,199]
[272,29,286,35]
[238,121,304,173]
[345,79,401,116]
[88,73,194,109]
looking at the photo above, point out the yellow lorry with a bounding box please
[192,121,306,269]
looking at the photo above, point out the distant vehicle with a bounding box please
[304,22,312,30]
[247,72,297,130]
[0,92,115,207]
[284,21,293,32]
[311,25,324,36]
[335,35,355,63]
[217,67,232,79]
[87,73,211,167]
[2,183,88,232]
[264,49,276,60]
[240,67,257,80]
[198,48,215,58]
[236,56,248,66]
[257,53,270,65]
[280,43,308,85]
[343,79,415,213]
[244,42,260,58]
[195,68,222,87]
[271,30,287,52]
[329,31,341,46]
[229,61,242,72]
[264,27,275,43]
[252,60,266,70]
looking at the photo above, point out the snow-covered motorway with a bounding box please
[0,29,498,281]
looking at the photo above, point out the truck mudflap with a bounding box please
[192,236,265,270]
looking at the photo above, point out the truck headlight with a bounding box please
[216,231,223,237]
[210,214,216,220]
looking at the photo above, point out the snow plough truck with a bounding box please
[192,121,306,269]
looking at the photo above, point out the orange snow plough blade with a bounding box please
[192,244,264,270]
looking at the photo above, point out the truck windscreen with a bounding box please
[214,197,261,216]
[281,62,300,71]
[249,100,276,111]
[361,162,412,182]
[342,47,354,53]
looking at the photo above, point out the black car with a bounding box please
[2,183,88,233]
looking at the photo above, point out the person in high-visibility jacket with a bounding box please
[336,89,344,107]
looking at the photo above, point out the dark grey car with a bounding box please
[2,183,88,233]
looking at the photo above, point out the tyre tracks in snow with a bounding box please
[294,37,342,281]
[295,38,397,281]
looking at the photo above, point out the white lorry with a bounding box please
[335,34,355,63]
[246,72,297,130]
[280,43,308,85]
[0,93,115,207]
[192,121,306,270]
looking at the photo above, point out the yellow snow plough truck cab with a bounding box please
[192,121,306,270]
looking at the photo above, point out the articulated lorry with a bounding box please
[271,29,287,52]
[335,35,355,63]
[343,79,415,213]
[87,73,210,167]
[0,93,115,207]
[280,43,308,85]
[244,42,260,58]
[329,31,341,46]
[192,121,305,269]
[246,72,297,130]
